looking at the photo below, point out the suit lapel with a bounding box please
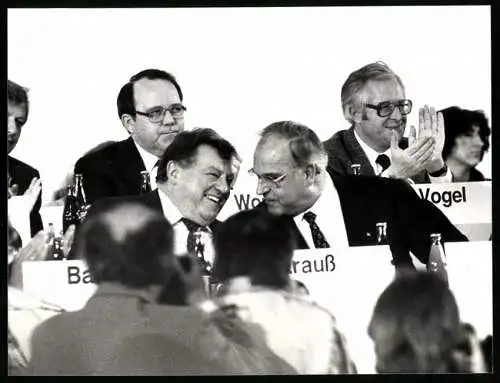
[343,128,376,176]
[284,216,309,250]
[118,137,147,195]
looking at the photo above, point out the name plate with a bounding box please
[411,181,491,224]
[22,260,97,312]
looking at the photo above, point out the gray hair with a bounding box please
[260,121,327,168]
[341,61,405,123]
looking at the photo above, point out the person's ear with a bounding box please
[121,114,136,134]
[304,164,319,186]
[166,161,179,183]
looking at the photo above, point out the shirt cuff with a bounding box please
[428,167,453,183]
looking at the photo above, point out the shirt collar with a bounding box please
[353,128,390,170]
[157,188,184,226]
[133,140,160,172]
[294,170,338,223]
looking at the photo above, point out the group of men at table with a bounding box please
[8,62,472,271]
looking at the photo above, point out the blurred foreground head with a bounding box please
[213,209,296,290]
[72,202,175,289]
[368,271,485,373]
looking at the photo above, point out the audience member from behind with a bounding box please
[439,106,491,182]
[212,209,357,374]
[28,202,295,375]
[324,62,450,183]
[368,271,487,373]
[8,80,43,237]
[74,69,186,204]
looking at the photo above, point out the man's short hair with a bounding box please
[341,61,404,123]
[7,79,29,123]
[212,209,296,289]
[156,128,237,183]
[260,120,327,168]
[117,69,183,119]
[73,202,175,288]
[439,106,491,161]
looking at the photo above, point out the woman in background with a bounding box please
[368,271,487,373]
[439,106,491,182]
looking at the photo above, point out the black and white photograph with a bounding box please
[7,5,492,375]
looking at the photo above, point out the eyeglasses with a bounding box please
[248,168,288,188]
[365,99,412,118]
[135,103,187,123]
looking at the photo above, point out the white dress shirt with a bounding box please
[157,189,214,264]
[134,141,160,190]
[293,174,350,250]
[353,130,451,183]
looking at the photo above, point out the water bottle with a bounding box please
[427,233,449,286]
[62,184,79,233]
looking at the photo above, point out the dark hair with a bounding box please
[260,121,327,167]
[117,69,183,119]
[74,203,175,288]
[439,106,491,161]
[156,128,237,183]
[368,271,467,373]
[212,209,296,290]
[7,80,29,123]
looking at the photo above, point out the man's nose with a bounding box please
[214,176,229,194]
[256,178,270,196]
[8,118,19,136]
[162,110,176,125]
[389,105,402,120]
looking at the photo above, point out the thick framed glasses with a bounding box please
[248,168,288,188]
[135,103,187,123]
[365,99,412,118]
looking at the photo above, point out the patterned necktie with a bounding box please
[181,218,208,254]
[303,212,330,249]
[376,154,391,176]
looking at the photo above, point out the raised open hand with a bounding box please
[388,128,435,179]
[419,105,446,172]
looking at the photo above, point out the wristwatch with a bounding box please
[429,163,448,177]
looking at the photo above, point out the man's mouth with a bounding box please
[205,194,222,205]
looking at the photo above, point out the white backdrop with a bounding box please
[8,6,491,204]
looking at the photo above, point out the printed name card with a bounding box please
[411,181,491,224]
[22,260,97,312]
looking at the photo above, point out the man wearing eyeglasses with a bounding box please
[323,62,451,183]
[251,121,467,268]
[74,69,187,204]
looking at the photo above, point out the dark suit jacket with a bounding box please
[259,170,467,268]
[323,127,429,183]
[27,283,296,375]
[8,156,43,236]
[67,190,221,260]
[74,137,149,205]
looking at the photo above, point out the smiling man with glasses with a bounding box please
[74,69,187,204]
[323,62,451,184]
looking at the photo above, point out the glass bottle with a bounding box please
[427,233,449,286]
[193,229,215,296]
[63,184,79,233]
[351,164,361,176]
[376,222,388,245]
[52,236,65,261]
[140,171,152,194]
[74,174,88,222]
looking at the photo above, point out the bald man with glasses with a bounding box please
[323,62,451,184]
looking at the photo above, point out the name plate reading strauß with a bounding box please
[22,260,97,312]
